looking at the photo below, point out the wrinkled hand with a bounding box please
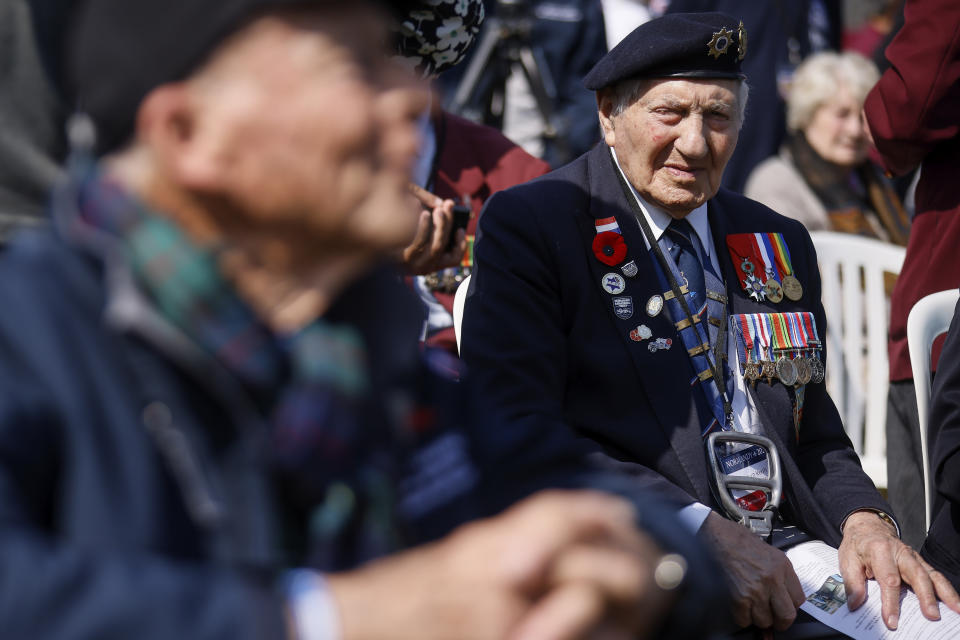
[328,490,677,640]
[700,512,805,631]
[838,510,960,630]
[401,195,467,275]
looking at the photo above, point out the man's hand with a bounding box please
[838,510,960,630]
[700,512,805,631]
[401,191,467,275]
[328,490,677,640]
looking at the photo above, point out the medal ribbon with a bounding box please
[735,314,754,371]
[769,233,795,277]
[801,312,821,345]
[754,314,771,362]
[787,313,806,354]
[595,217,621,234]
[772,314,796,352]
[759,234,783,283]
[726,234,767,282]
[753,233,779,283]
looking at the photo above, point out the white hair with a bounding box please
[607,76,750,129]
[785,51,879,132]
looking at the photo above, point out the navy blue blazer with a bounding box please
[462,143,891,546]
[921,293,960,588]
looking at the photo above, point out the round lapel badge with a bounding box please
[646,295,664,317]
[601,272,626,295]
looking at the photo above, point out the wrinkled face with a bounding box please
[803,86,868,168]
[599,78,740,218]
[186,6,427,256]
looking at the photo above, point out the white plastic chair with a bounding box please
[453,274,471,355]
[809,232,905,489]
[907,288,960,532]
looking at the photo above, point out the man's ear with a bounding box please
[135,84,221,191]
[597,89,616,147]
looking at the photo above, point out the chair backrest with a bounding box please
[809,231,906,489]
[906,288,960,532]
[453,274,471,355]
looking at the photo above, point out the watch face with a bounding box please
[876,511,897,533]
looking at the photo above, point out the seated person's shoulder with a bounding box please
[0,230,105,322]
[480,161,591,230]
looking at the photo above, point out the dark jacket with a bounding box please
[462,143,892,546]
[921,293,960,588]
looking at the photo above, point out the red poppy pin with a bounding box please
[592,231,627,266]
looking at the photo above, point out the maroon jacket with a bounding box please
[422,111,551,354]
[863,0,960,381]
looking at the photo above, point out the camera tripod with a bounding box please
[448,0,568,160]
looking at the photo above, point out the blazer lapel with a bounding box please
[581,147,713,501]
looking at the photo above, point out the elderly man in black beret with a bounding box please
[461,12,960,635]
[0,1,731,638]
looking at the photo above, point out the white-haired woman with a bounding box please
[745,51,910,245]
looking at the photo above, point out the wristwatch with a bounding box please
[840,509,900,538]
[874,510,900,537]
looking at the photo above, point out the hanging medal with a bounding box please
[787,313,812,385]
[771,314,798,386]
[800,312,825,383]
[726,234,769,301]
[753,314,777,383]
[733,314,761,383]
[768,233,803,301]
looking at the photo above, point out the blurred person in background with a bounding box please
[0,0,724,638]
[745,51,909,245]
[393,0,551,355]
[865,0,960,550]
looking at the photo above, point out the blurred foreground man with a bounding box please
[462,12,960,636]
[0,1,723,638]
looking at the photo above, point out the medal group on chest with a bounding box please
[726,233,803,303]
[591,219,823,389]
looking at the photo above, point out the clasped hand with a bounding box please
[329,490,678,640]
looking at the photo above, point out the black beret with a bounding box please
[583,12,746,91]
[68,0,414,155]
